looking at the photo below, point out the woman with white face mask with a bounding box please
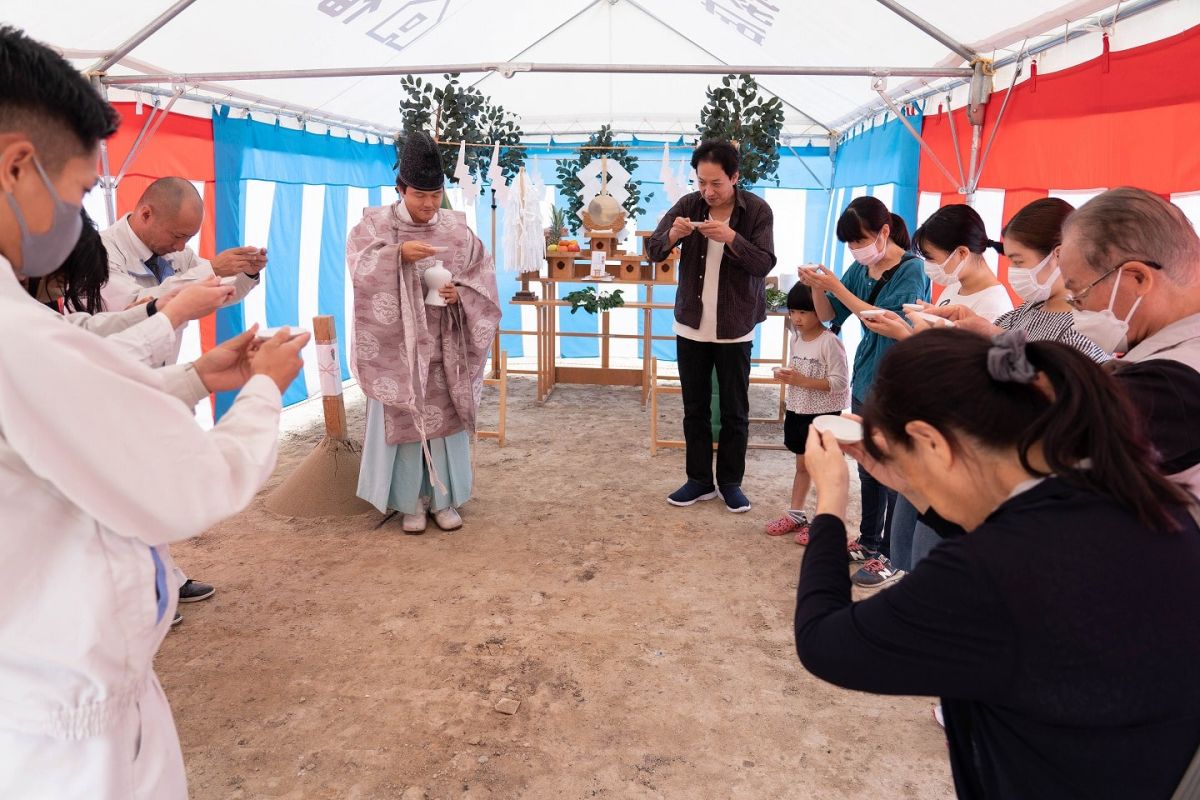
[921,198,1109,363]
[796,196,930,587]
[857,204,1013,345]
[919,205,1012,320]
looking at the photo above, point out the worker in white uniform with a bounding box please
[101,161,270,609]
[100,176,265,313]
[0,25,308,798]
[33,208,234,368]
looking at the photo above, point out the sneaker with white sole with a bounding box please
[851,555,905,588]
[178,579,215,603]
[667,480,719,507]
[433,506,462,531]
[718,484,751,513]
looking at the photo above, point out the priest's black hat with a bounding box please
[398,132,445,191]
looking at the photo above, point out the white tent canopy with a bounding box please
[5,0,1192,142]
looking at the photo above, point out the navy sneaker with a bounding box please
[851,555,905,588]
[667,480,719,506]
[178,579,215,603]
[718,484,751,513]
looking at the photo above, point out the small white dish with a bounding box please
[909,310,955,327]
[902,303,926,312]
[256,326,308,341]
[858,309,887,319]
[219,276,238,286]
[812,414,864,444]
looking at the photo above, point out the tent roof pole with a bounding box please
[113,90,184,187]
[90,76,118,225]
[622,0,834,134]
[943,92,968,188]
[834,0,1170,133]
[114,83,396,139]
[87,0,200,74]
[874,85,961,193]
[969,55,1023,193]
[99,62,973,86]
[873,0,977,62]
[786,145,830,191]
[467,0,605,91]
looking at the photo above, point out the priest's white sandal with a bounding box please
[433,507,462,531]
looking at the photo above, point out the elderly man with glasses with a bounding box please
[1057,186,1200,495]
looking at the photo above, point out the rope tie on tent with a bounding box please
[969,57,995,76]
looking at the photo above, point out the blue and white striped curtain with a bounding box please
[208,118,839,417]
[820,114,924,363]
[212,109,396,417]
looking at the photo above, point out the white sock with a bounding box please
[787,509,808,524]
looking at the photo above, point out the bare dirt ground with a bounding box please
[159,377,955,800]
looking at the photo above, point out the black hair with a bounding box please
[53,209,108,314]
[1002,197,1074,258]
[787,281,815,312]
[912,204,1003,259]
[0,26,120,171]
[835,196,911,251]
[862,328,1191,531]
[691,139,739,179]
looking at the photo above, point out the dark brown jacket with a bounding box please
[647,188,776,340]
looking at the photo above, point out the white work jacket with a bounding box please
[0,256,282,746]
[99,214,259,363]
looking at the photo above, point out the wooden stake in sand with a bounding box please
[264,316,374,518]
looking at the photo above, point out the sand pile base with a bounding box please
[264,437,374,517]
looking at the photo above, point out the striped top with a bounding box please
[994,301,1110,363]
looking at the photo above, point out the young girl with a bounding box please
[920,198,1108,362]
[858,204,1013,345]
[766,283,849,543]
[798,196,929,577]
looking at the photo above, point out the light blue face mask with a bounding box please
[4,156,83,278]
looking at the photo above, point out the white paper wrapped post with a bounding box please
[312,316,347,440]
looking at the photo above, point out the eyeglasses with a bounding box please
[1063,259,1163,310]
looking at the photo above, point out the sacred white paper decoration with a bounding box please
[452,141,478,207]
[487,141,510,204]
[501,167,544,273]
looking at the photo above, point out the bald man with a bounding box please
[100,177,266,316]
[100,177,269,611]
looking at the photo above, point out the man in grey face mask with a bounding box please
[0,25,308,797]
[1059,187,1200,494]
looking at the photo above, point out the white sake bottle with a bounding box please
[424,260,452,306]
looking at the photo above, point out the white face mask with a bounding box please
[1008,251,1060,304]
[923,250,965,286]
[1070,268,1143,354]
[849,232,885,267]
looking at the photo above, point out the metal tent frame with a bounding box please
[81,0,1148,221]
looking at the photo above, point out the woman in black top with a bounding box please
[794,328,1200,799]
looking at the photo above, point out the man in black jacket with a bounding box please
[646,140,776,512]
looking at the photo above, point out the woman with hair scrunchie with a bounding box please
[793,327,1200,799]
